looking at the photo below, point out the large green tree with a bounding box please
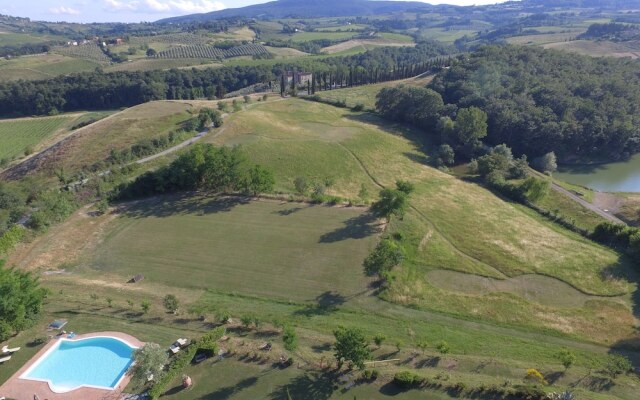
[333,326,371,370]
[131,343,169,382]
[363,239,404,278]
[0,261,48,341]
[454,107,488,146]
[371,189,408,221]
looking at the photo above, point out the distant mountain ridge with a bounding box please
[157,0,441,23]
[157,0,640,24]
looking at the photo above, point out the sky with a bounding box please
[0,0,511,24]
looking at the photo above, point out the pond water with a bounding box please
[555,153,640,192]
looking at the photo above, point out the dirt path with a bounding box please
[552,183,625,224]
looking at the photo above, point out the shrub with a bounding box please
[216,310,231,323]
[363,239,403,277]
[436,340,450,354]
[556,348,576,370]
[525,368,548,385]
[602,354,633,378]
[148,327,226,399]
[362,369,378,381]
[282,325,298,352]
[393,371,422,388]
[352,103,365,112]
[0,225,25,255]
[163,294,179,314]
[452,382,467,393]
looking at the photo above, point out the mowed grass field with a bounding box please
[290,31,356,42]
[312,74,433,110]
[4,97,639,398]
[203,99,638,343]
[0,116,74,160]
[92,196,379,301]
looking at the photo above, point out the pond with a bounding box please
[555,153,640,192]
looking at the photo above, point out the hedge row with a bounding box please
[148,326,226,399]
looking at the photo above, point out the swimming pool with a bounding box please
[20,336,138,393]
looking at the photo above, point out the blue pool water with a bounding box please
[21,336,136,393]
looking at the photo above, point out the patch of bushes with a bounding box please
[0,225,25,255]
[305,95,348,108]
[393,371,423,389]
[591,222,640,257]
[114,144,275,200]
[361,369,378,381]
[148,326,226,399]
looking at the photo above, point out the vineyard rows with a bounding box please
[130,33,209,46]
[53,43,110,62]
[0,116,73,161]
[222,44,270,58]
[155,44,269,60]
[155,45,225,59]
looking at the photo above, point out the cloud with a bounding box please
[103,0,140,11]
[49,6,82,15]
[103,0,225,14]
[164,1,226,13]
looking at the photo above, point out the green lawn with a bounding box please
[290,31,356,43]
[3,97,639,399]
[93,196,379,302]
[312,75,433,110]
[378,32,414,43]
[0,115,75,160]
[207,99,637,343]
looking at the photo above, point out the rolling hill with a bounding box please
[158,0,440,22]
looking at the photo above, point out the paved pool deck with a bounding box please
[0,331,144,400]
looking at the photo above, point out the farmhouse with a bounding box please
[285,71,313,85]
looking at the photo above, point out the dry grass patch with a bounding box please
[4,101,193,179]
[543,40,640,58]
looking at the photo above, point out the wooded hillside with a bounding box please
[430,45,640,162]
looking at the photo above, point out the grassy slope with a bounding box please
[209,99,637,344]
[0,54,101,81]
[10,101,193,178]
[3,98,639,399]
[312,74,434,110]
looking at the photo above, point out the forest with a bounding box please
[428,45,640,162]
[0,41,451,117]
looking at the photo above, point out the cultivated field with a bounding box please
[290,31,357,42]
[0,53,101,81]
[0,101,193,179]
[0,115,76,161]
[544,40,640,58]
[322,38,415,54]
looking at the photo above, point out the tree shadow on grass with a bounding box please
[319,212,380,243]
[311,342,332,353]
[600,256,640,318]
[273,206,308,216]
[117,193,250,219]
[294,291,346,317]
[188,376,259,400]
[268,371,338,400]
